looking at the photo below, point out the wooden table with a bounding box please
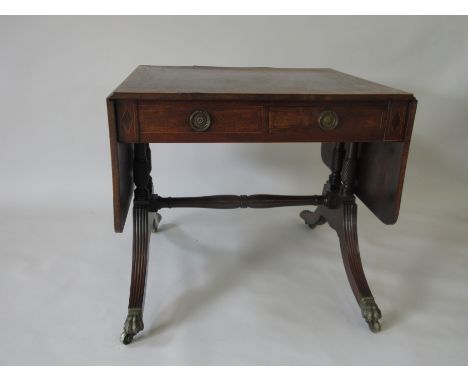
[106,66,417,344]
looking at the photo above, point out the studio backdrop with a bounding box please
[0,16,467,365]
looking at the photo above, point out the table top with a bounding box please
[107,66,417,233]
[110,65,412,101]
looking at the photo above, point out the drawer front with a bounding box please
[115,100,400,143]
[269,103,387,141]
[138,102,265,142]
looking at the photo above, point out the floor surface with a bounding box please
[1,144,467,365]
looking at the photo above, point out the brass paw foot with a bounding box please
[359,297,382,333]
[121,308,144,345]
[300,209,326,229]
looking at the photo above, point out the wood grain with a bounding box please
[355,99,417,224]
[116,100,139,142]
[138,101,265,142]
[110,66,412,102]
[107,98,133,233]
[321,98,417,224]
[107,66,417,231]
[269,102,386,141]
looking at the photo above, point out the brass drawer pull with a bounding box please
[318,110,339,131]
[190,110,211,132]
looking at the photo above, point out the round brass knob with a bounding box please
[189,110,211,132]
[318,110,339,131]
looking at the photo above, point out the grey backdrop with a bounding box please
[0,16,467,365]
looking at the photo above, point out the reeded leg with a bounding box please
[329,202,381,332]
[302,201,382,332]
[121,143,156,345]
[121,203,151,345]
[300,142,382,332]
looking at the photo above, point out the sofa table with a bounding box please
[106,65,417,344]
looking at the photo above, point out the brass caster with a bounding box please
[121,308,144,344]
[368,320,381,333]
[120,332,134,345]
[359,297,382,333]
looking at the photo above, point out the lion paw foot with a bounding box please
[121,308,144,344]
[360,297,382,333]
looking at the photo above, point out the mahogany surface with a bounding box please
[321,99,417,224]
[106,99,133,233]
[111,65,411,101]
[107,66,416,231]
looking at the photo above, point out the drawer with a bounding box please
[137,101,265,142]
[115,100,398,143]
[269,103,388,141]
